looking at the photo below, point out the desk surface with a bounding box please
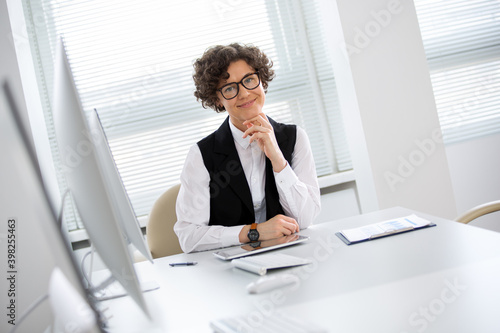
[101,207,500,333]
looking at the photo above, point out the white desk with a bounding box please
[101,207,500,332]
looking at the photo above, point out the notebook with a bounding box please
[213,234,309,260]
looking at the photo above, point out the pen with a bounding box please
[169,261,198,267]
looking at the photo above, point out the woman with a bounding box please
[174,43,321,253]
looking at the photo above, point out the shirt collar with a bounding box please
[229,119,251,149]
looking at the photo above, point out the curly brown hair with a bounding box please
[193,43,275,112]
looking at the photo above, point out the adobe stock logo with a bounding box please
[404,278,467,333]
[61,128,105,173]
[340,0,403,58]
[213,0,243,20]
[384,128,444,192]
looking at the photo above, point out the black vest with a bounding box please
[197,116,296,227]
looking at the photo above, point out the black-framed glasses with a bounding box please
[217,72,260,100]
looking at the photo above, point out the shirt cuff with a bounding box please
[274,162,298,192]
[220,225,245,247]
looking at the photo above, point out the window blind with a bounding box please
[414,0,500,144]
[22,0,351,231]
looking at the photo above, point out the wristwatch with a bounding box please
[247,223,260,242]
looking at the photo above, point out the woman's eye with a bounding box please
[223,86,235,93]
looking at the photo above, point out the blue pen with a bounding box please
[169,261,198,267]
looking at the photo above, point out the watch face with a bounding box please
[248,229,259,242]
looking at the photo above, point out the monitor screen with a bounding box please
[87,108,153,263]
[52,38,150,318]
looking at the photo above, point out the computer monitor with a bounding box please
[52,38,150,318]
[1,80,103,332]
[87,108,153,263]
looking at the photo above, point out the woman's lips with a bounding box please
[238,99,256,108]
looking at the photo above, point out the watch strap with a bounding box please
[248,223,259,242]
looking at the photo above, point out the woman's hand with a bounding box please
[239,214,300,243]
[242,113,287,173]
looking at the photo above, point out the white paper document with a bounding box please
[339,214,434,244]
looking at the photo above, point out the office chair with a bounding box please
[146,183,183,258]
[455,200,500,224]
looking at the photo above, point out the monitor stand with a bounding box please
[82,244,160,302]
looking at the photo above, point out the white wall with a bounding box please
[320,0,457,219]
[316,181,360,223]
[316,0,500,230]
[317,131,500,229]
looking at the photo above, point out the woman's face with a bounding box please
[216,59,266,132]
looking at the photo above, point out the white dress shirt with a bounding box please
[174,121,321,253]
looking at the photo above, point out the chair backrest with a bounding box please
[455,200,500,224]
[146,183,183,258]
